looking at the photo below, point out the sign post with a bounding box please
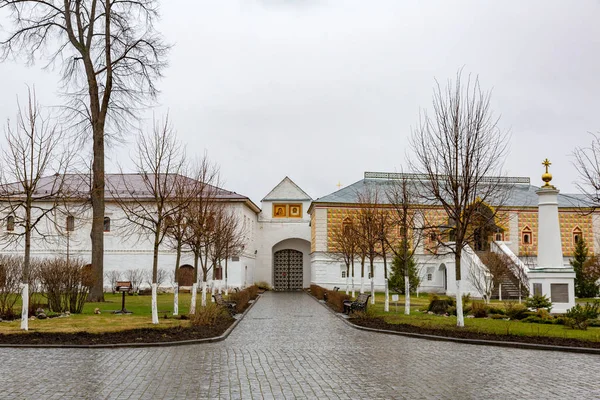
[391,294,399,313]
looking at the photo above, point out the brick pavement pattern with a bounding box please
[0,291,599,399]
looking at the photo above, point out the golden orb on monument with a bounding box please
[541,158,553,187]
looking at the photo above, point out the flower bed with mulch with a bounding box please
[351,317,600,349]
[0,318,234,346]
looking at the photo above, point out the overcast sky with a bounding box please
[1,1,599,206]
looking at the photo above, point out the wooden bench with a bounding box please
[343,293,371,314]
[213,293,236,315]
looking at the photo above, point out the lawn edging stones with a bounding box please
[308,291,600,355]
[0,295,260,349]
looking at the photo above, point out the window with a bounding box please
[103,217,111,232]
[427,273,432,281]
[429,232,437,242]
[495,232,504,241]
[573,227,583,245]
[533,283,542,296]
[342,217,353,236]
[368,271,374,279]
[522,226,532,245]
[66,215,75,232]
[6,215,14,232]
[232,256,240,262]
[341,270,346,278]
[551,283,569,303]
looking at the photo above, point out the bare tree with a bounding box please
[178,157,221,312]
[111,116,189,324]
[0,1,170,301]
[163,160,206,315]
[385,173,424,314]
[354,186,382,303]
[410,71,510,327]
[144,268,167,288]
[573,133,600,208]
[0,90,71,330]
[104,270,121,294]
[210,205,246,296]
[125,268,144,293]
[328,214,358,296]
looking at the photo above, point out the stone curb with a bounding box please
[0,294,261,349]
[308,292,600,355]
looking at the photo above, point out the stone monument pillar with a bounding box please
[527,159,575,313]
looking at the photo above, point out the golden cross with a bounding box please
[542,158,551,173]
[336,181,343,189]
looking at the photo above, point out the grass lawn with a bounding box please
[0,292,215,334]
[352,291,600,342]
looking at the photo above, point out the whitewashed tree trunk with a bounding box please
[405,279,411,315]
[211,282,216,302]
[456,280,464,327]
[384,279,389,312]
[21,283,29,331]
[518,282,522,304]
[190,283,198,314]
[202,281,207,307]
[345,275,349,295]
[151,283,159,324]
[370,278,375,304]
[173,286,179,316]
[360,277,365,294]
[351,277,355,298]
[499,283,502,301]
[225,278,228,296]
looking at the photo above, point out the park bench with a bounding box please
[213,293,236,315]
[343,293,371,314]
[323,286,340,302]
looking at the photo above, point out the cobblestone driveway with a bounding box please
[0,291,598,399]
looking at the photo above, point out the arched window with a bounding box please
[495,232,504,241]
[66,215,75,232]
[342,217,353,236]
[573,226,583,245]
[522,226,532,245]
[103,217,111,232]
[6,215,14,232]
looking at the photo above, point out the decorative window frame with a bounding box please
[522,226,532,245]
[572,226,583,245]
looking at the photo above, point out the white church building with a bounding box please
[0,170,588,310]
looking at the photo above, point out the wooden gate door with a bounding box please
[273,249,303,291]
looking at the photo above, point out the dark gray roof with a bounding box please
[0,173,261,212]
[311,172,592,209]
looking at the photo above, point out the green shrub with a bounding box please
[470,302,488,318]
[525,295,552,311]
[462,293,472,307]
[447,306,457,316]
[246,285,259,300]
[505,302,529,320]
[490,313,506,320]
[350,307,377,320]
[327,290,350,313]
[487,306,505,315]
[565,301,600,330]
[427,298,454,314]
[229,286,258,313]
[190,303,231,326]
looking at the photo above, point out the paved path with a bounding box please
[0,292,598,399]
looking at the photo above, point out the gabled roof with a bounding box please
[310,171,592,210]
[262,176,312,202]
[0,173,261,213]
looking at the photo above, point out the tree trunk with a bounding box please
[345,264,350,295]
[151,283,158,324]
[173,242,182,315]
[455,251,464,327]
[88,121,105,302]
[21,207,31,330]
[370,261,375,305]
[151,230,160,324]
[384,279,389,312]
[190,283,197,314]
[202,281,207,307]
[351,259,355,297]
[404,279,410,315]
[20,283,29,331]
[360,259,365,294]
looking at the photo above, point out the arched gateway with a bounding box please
[273,249,303,291]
